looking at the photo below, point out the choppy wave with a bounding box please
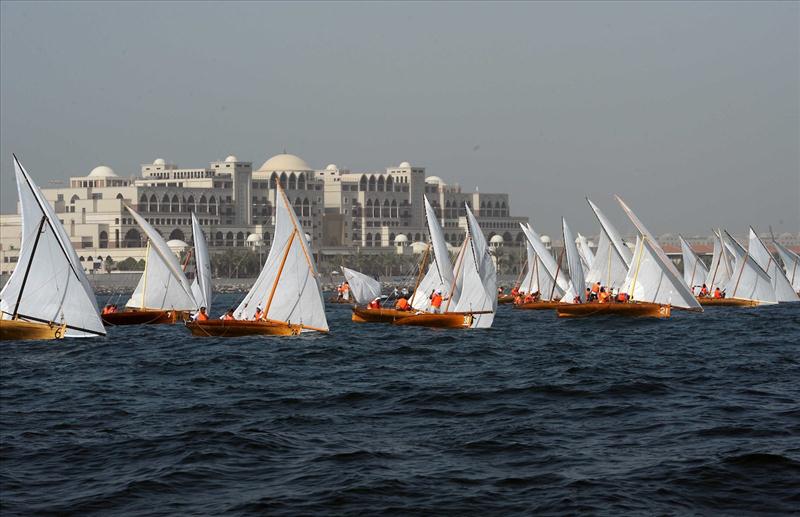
[1,297,799,515]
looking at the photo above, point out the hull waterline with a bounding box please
[102,309,187,326]
[351,307,415,323]
[185,318,303,337]
[514,301,565,310]
[696,297,759,307]
[557,302,670,319]
[0,319,67,341]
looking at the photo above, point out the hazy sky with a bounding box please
[1,1,798,238]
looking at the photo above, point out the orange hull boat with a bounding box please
[102,309,187,326]
[557,302,670,319]
[185,318,303,337]
[696,297,759,307]
[0,319,67,341]
[351,307,416,323]
[392,312,476,329]
[514,301,564,310]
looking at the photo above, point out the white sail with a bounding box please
[773,240,800,293]
[721,230,777,304]
[576,233,594,276]
[190,213,213,310]
[125,206,198,311]
[409,261,439,311]
[705,230,734,291]
[748,228,799,302]
[585,230,629,290]
[453,205,496,328]
[519,223,568,300]
[0,155,105,337]
[560,218,585,303]
[234,187,327,331]
[587,198,633,266]
[519,239,536,293]
[341,266,381,304]
[621,236,702,310]
[679,235,709,294]
[409,197,455,310]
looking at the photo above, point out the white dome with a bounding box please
[399,161,411,168]
[153,158,166,166]
[410,241,428,254]
[246,234,263,243]
[166,239,188,250]
[425,176,444,185]
[540,235,552,244]
[89,165,117,178]
[257,153,312,173]
[225,155,238,163]
[326,164,338,171]
[490,235,505,244]
[394,234,409,244]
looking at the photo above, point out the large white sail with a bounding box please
[190,213,213,310]
[614,196,701,310]
[748,228,799,302]
[772,240,800,293]
[234,186,328,331]
[622,236,701,310]
[576,233,594,274]
[587,198,633,266]
[560,218,585,303]
[705,230,734,291]
[721,230,777,304]
[679,235,709,294]
[341,266,381,305]
[453,205,496,328]
[125,206,198,311]
[519,223,568,300]
[519,239,536,293]
[585,231,629,290]
[409,197,455,310]
[0,155,105,337]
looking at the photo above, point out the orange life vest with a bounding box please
[431,294,443,308]
[591,283,601,293]
[713,288,722,299]
[196,312,209,321]
[222,314,235,321]
[395,298,409,310]
[598,291,609,303]
[253,310,262,320]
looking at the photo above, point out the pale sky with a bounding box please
[1,1,798,238]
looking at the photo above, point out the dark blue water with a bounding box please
[2,295,799,515]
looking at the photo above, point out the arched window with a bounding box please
[161,195,170,213]
[377,176,385,192]
[171,195,180,213]
[208,196,216,215]
[389,233,395,243]
[149,194,158,212]
[293,197,302,216]
[279,173,287,189]
[288,173,297,190]
[139,194,148,211]
[186,196,195,213]
[414,233,421,241]
[365,199,373,218]
[225,232,234,246]
[215,231,223,246]
[365,233,373,247]
[99,231,108,248]
[298,173,306,190]
[263,231,271,245]
[359,176,367,192]
[382,199,390,217]
[368,175,376,191]
[115,193,124,200]
[236,232,244,247]
[302,198,310,217]
[391,200,398,217]
[70,194,80,204]
[386,176,394,191]
[270,173,278,189]
[199,195,207,213]
[123,228,142,247]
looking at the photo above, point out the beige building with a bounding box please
[0,153,530,275]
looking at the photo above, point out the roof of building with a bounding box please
[398,161,411,168]
[225,155,238,163]
[257,153,313,173]
[153,158,166,166]
[88,165,118,178]
[166,239,188,250]
[425,176,444,185]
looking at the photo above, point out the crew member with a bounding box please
[222,309,236,321]
[253,306,263,320]
[430,289,444,313]
[590,282,601,301]
[699,284,709,297]
[598,287,610,303]
[194,307,209,321]
[395,297,410,311]
[713,287,723,299]
[368,297,381,309]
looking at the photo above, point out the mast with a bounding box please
[629,237,646,302]
[411,244,431,298]
[263,230,297,319]
[549,248,565,301]
[12,216,47,319]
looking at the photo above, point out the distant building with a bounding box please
[0,153,530,274]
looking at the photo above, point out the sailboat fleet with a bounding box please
[0,156,797,341]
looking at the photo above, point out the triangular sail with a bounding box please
[576,233,594,276]
[519,239,536,293]
[125,206,198,311]
[721,230,777,304]
[679,235,709,294]
[190,213,212,310]
[748,228,799,302]
[705,230,734,291]
[772,240,800,293]
[234,186,328,331]
[0,155,105,337]
[614,196,701,310]
[560,218,585,303]
[409,197,455,310]
[341,266,381,305]
[621,236,701,309]
[585,231,629,289]
[453,205,497,328]
[519,223,568,300]
[587,198,633,266]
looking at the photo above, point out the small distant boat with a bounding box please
[772,240,800,294]
[102,205,198,326]
[558,195,702,318]
[715,230,777,306]
[514,223,570,310]
[704,229,735,293]
[186,185,328,336]
[395,199,496,328]
[0,155,105,340]
[748,227,799,303]
[679,235,709,296]
[346,266,414,323]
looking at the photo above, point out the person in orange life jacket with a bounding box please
[194,306,209,321]
[430,289,445,313]
[699,283,709,297]
[511,286,519,297]
[514,294,523,305]
[253,306,263,320]
[222,309,236,321]
[101,305,112,315]
[713,287,723,299]
[109,304,118,313]
[368,297,381,309]
[616,292,629,303]
[395,297,410,310]
[598,287,610,303]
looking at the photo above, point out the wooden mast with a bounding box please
[548,248,565,301]
[12,216,47,319]
[262,229,297,320]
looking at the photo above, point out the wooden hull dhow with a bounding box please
[556,302,671,319]
[696,297,759,307]
[351,307,415,323]
[514,301,564,310]
[0,319,67,341]
[102,309,188,326]
[392,312,481,329]
[185,318,303,337]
